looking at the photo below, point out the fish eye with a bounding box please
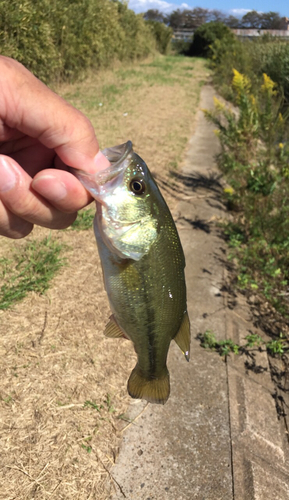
[130,178,146,195]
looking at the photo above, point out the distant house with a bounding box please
[173,30,195,42]
[232,29,289,38]
[173,17,289,42]
[232,16,289,39]
[280,16,289,30]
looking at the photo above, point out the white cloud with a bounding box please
[128,0,190,14]
[229,8,256,16]
[128,1,260,17]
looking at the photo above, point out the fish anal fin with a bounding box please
[174,311,191,361]
[127,365,170,405]
[104,315,128,339]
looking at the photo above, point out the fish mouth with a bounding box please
[102,141,133,166]
[71,141,133,198]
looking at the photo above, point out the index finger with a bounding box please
[0,56,110,173]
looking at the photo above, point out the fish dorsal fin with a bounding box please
[174,311,190,361]
[104,315,127,339]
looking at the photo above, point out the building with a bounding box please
[232,16,289,39]
[173,30,194,42]
[232,28,289,39]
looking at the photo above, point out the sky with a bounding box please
[128,0,288,17]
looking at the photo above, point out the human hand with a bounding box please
[0,56,110,239]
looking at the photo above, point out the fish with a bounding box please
[74,141,190,404]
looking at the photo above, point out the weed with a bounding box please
[117,413,131,423]
[2,395,14,405]
[266,337,287,355]
[205,69,289,321]
[81,444,92,453]
[199,329,217,349]
[198,330,239,356]
[0,236,65,310]
[245,333,263,347]
[104,393,115,414]
[70,208,95,231]
[199,330,289,357]
[84,400,103,412]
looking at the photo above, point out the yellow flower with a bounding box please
[213,96,225,111]
[232,68,251,98]
[261,73,277,96]
[224,187,234,195]
[279,143,284,149]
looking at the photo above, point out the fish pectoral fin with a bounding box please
[174,311,191,361]
[104,315,128,339]
[127,365,170,405]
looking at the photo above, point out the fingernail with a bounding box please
[32,175,67,201]
[94,151,111,171]
[0,159,16,192]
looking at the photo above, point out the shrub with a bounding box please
[188,21,235,58]
[171,38,192,56]
[205,69,289,316]
[210,34,289,107]
[146,20,173,55]
[0,0,62,82]
[0,0,158,83]
[252,40,289,104]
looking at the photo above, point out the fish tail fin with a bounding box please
[127,365,170,405]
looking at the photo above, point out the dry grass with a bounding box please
[0,55,208,499]
[60,55,208,206]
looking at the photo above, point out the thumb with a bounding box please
[0,56,110,173]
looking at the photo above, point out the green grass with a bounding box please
[70,208,95,231]
[114,56,195,88]
[0,236,65,310]
[198,330,288,357]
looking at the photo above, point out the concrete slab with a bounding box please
[108,85,289,500]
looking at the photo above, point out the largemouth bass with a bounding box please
[74,141,190,404]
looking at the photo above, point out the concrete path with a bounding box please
[109,85,289,500]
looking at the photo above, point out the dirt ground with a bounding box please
[0,56,208,499]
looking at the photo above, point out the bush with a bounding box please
[252,40,289,104]
[205,70,289,316]
[171,38,192,56]
[146,20,173,55]
[210,34,289,106]
[0,0,157,83]
[188,21,235,58]
[0,0,62,82]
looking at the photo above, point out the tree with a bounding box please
[166,9,186,30]
[167,8,211,30]
[143,9,165,23]
[223,15,240,28]
[260,12,282,29]
[190,7,210,27]
[241,10,263,28]
[208,10,227,24]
